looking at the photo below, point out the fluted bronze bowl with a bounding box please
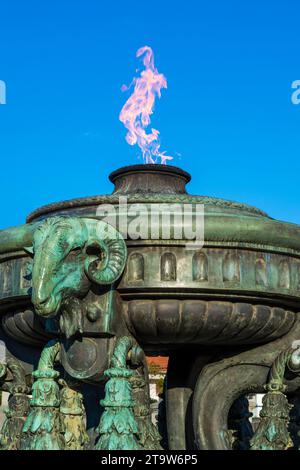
[1,164,300,353]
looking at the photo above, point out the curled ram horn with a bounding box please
[83,220,127,285]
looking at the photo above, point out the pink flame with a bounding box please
[119,46,172,165]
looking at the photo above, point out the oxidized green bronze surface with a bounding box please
[1,164,300,450]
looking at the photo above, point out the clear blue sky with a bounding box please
[0,0,299,229]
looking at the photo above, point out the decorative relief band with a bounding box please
[2,247,300,304]
[0,257,32,300]
[120,246,300,301]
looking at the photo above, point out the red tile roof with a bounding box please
[147,356,169,373]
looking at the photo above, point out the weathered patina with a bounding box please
[1,164,300,450]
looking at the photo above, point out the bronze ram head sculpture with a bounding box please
[26,216,127,338]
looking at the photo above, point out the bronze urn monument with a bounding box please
[1,164,300,450]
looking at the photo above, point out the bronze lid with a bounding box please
[26,164,268,222]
